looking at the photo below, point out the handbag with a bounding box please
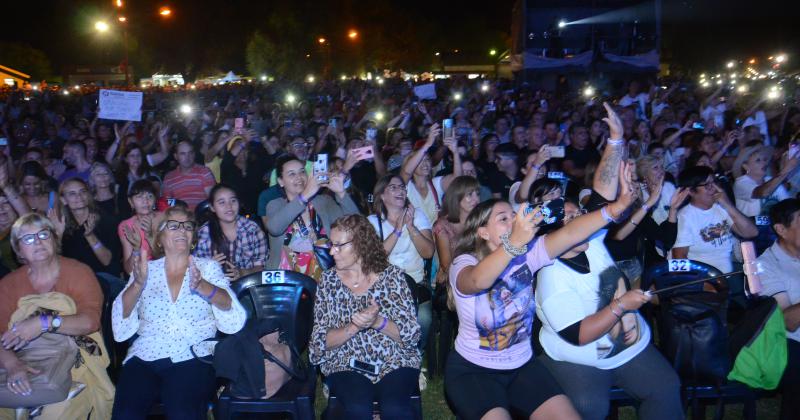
[0,332,79,408]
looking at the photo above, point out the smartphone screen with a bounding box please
[366,128,377,141]
[314,154,328,182]
[538,198,565,226]
[234,117,245,134]
[443,119,454,139]
[549,145,565,158]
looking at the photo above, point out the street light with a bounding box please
[348,29,358,40]
[159,6,172,17]
[726,61,735,69]
[95,21,110,32]
[180,104,192,114]
[318,37,326,44]
[115,0,123,7]
[118,16,127,22]
[558,20,567,28]
[775,54,787,63]
[489,49,497,56]
[286,93,296,104]
[260,75,267,81]
[583,86,595,97]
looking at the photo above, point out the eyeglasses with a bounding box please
[161,220,196,232]
[386,183,406,193]
[695,180,716,189]
[330,240,354,252]
[18,229,52,246]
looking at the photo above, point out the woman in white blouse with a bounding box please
[111,206,246,419]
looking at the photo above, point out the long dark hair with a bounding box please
[206,183,238,260]
[116,144,152,182]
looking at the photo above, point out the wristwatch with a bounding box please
[50,315,62,332]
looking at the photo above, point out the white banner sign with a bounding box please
[98,89,143,121]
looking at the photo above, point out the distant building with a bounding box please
[63,65,130,86]
[0,64,30,87]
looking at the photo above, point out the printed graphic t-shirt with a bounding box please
[536,235,650,370]
[449,236,553,370]
[674,203,734,273]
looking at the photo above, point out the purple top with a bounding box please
[449,236,553,369]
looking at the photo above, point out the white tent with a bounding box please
[219,71,241,83]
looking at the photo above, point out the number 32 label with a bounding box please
[668,259,691,272]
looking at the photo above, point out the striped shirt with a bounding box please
[161,165,216,210]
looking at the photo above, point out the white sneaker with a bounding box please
[418,371,428,391]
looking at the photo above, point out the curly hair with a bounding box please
[330,214,389,275]
[153,206,197,256]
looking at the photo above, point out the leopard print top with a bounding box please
[309,264,421,383]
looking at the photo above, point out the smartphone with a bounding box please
[349,357,380,376]
[353,146,374,161]
[234,117,245,134]
[366,128,377,142]
[443,119,454,139]
[692,122,704,130]
[487,100,496,112]
[537,198,565,226]
[314,154,328,182]
[549,145,565,158]
[329,118,337,129]
[0,137,7,146]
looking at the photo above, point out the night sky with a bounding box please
[1,0,797,78]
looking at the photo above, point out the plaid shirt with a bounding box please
[194,216,268,270]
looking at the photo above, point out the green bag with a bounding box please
[727,297,788,390]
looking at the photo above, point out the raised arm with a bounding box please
[545,162,635,258]
[593,102,625,200]
[400,123,440,183]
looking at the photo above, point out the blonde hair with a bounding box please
[11,212,61,255]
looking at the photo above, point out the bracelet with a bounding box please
[40,314,49,333]
[376,317,388,332]
[298,193,308,205]
[615,298,627,313]
[631,221,639,227]
[92,241,104,250]
[132,250,141,257]
[500,232,527,257]
[607,138,624,146]
[393,229,402,238]
[600,206,615,224]
[203,286,218,303]
[610,302,623,318]
[641,203,651,212]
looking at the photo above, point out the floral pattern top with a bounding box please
[310,264,421,383]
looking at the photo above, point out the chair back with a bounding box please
[642,259,725,298]
[232,270,317,353]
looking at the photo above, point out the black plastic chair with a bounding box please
[644,260,761,419]
[214,269,318,420]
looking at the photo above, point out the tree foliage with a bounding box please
[0,42,54,80]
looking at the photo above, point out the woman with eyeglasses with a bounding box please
[369,174,435,353]
[111,206,246,419]
[118,179,161,274]
[265,155,358,280]
[310,214,421,420]
[443,163,636,420]
[0,213,114,418]
[194,184,267,280]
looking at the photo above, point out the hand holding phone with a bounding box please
[548,145,565,158]
[314,154,329,182]
[353,146,374,161]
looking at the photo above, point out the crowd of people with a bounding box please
[0,73,799,420]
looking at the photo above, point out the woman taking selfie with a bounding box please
[444,162,635,420]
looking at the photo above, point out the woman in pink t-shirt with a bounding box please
[444,174,634,420]
[118,179,160,273]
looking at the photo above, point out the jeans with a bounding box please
[780,339,800,420]
[111,356,216,420]
[540,344,683,420]
[417,300,432,350]
[326,367,419,420]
